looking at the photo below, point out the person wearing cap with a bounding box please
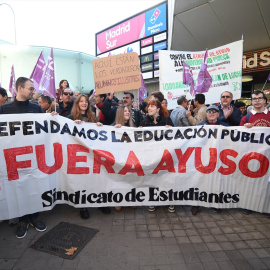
[191,104,229,216]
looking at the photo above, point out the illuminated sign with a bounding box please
[141,54,153,63]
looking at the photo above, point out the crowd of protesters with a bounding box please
[0,77,269,239]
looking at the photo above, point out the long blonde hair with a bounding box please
[115,106,133,127]
[71,94,96,123]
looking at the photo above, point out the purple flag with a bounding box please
[195,49,212,94]
[138,73,147,104]
[9,65,16,98]
[30,52,46,93]
[182,61,195,96]
[267,73,270,81]
[40,48,56,98]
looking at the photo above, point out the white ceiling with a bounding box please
[171,0,270,53]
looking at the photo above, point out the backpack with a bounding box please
[246,113,251,123]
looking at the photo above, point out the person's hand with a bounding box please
[224,107,233,119]
[244,123,253,128]
[75,120,83,124]
[51,111,58,116]
[107,91,114,100]
[114,124,122,128]
[138,126,143,128]
[186,110,191,117]
[165,125,172,128]
[96,122,103,126]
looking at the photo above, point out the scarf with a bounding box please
[96,103,105,122]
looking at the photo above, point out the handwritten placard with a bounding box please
[93,52,141,94]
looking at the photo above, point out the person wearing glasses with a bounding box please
[240,91,270,127]
[191,104,229,216]
[240,91,270,218]
[0,77,46,239]
[57,88,74,117]
[218,91,242,126]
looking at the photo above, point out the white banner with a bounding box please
[159,40,243,110]
[0,114,269,220]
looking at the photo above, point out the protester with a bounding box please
[186,93,207,125]
[149,91,164,103]
[67,94,110,218]
[0,77,46,239]
[118,99,124,106]
[218,91,242,126]
[57,88,74,117]
[113,105,134,211]
[191,105,229,215]
[240,90,270,218]
[56,80,69,103]
[170,96,190,127]
[161,99,168,107]
[187,99,195,117]
[240,91,270,127]
[123,91,143,127]
[140,100,175,213]
[38,94,53,113]
[74,91,80,99]
[0,87,8,106]
[92,92,116,125]
[233,101,246,116]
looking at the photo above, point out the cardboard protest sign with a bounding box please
[93,52,141,94]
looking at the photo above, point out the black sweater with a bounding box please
[0,99,43,114]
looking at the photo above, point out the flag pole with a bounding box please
[261,79,268,91]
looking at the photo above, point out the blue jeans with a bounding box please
[19,212,39,223]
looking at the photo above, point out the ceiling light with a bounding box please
[242,75,253,82]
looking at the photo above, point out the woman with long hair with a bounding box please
[114,105,133,128]
[113,105,133,211]
[68,94,111,218]
[140,100,175,213]
[56,80,69,103]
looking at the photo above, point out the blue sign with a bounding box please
[154,41,167,51]
[145,3,167,37]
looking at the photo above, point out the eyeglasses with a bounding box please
[63,92,73,96]
[206,110,219,114]
[123,97,130,99]
[221,95,231,99]
[251,97,264,101]
[24,87,35,92]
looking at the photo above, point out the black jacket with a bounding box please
[92,98,117,125]
[218,104,242,126]
[140,115,174,127]
[57,101,74,118]
[0,99,43,114]
[131,107,144,127]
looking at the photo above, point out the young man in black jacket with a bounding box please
[0,77,46,239]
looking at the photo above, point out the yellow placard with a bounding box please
[93,52,141,94]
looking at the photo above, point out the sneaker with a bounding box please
[168,205,175,213]
[148,206,156,212]
[80,208,90,219]
[191,206,200,215]
[99,207,111,214]
[243,209,252,215]
[9,218,19,225]
[212,208,221,213]
[16,222,29,239]
[30,217,47,232]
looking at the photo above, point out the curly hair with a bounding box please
[71,94,96,123]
